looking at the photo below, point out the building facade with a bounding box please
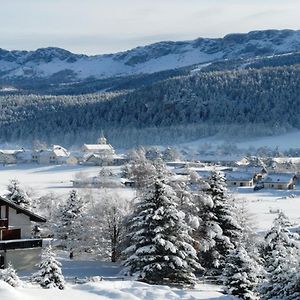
[0,197,46,270]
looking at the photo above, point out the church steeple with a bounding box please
[97,131,107,144]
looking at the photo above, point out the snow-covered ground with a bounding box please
[180,130,300,153]
[5,251,232,300]
[0,280,233,300]
[233,187,300,233]
[0,164,125,197]
[0,164,299,299]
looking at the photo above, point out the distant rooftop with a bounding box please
[264,173,295,183]
[226,171,254,181]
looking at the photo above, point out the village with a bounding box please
[0,134,299,192]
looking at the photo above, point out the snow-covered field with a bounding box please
[0,280,232,300]
[1,164,299,299]
[181,130,300,152]
[234,187,300,233]
[0,164,125,197]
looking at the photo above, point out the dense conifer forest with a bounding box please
[1,64,300,147]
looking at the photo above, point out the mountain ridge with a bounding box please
[1,29,300,83]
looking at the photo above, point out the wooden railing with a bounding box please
[0,238,42,250]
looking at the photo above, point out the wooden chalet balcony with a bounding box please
[0,238,42,251]
[0,219,8,228]
[0,228,21,240]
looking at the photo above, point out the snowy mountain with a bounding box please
[1,29,300,83]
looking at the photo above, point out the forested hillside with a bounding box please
[1,64,300,147]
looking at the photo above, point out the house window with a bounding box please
[233,182,236,185]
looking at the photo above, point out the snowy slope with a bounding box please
[1,29,300,82]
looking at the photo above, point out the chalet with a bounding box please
[225,171,254,187]
[32,145,70,164]
[0,196,46,270]
[262,173,297,190]
[0,150,24,165]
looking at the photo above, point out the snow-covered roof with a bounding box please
[0,149,23,155]
[52,145,69,157]
[235,157,250,166]
[225,171,254,181]
[263,173,295,183]
[0,196,46,223]
[85,153,106,160]
[83,144,113,151]
[273,157,300,164]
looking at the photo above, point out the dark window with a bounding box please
[0,255,4,269]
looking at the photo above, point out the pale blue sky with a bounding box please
[0,0,299,54]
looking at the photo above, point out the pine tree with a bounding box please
[6,179,32,209]
[56,190,86,258]
[260,213,300,300]
[123,177,201,286]
[198,171,242,275]
[222,246,260,300]
[0,262,21,287]
[32,245,65,289]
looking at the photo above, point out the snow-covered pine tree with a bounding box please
[0,262,21,287]
[32,245,65,289]
[263,210,298,257]
[172,178,200,233]
[6,179,32,209]
[198,171,242,275]
[260,213,300,300]
[123,177,201,286]
[222,246,260,300]
[56,190,86,258]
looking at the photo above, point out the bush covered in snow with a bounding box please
[0,263,21,287]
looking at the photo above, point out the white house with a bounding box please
[262,173,297,190]
[32,145,70,164]
[0,196,46,270]
[225,171,254,187]
[0,150,24,165]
